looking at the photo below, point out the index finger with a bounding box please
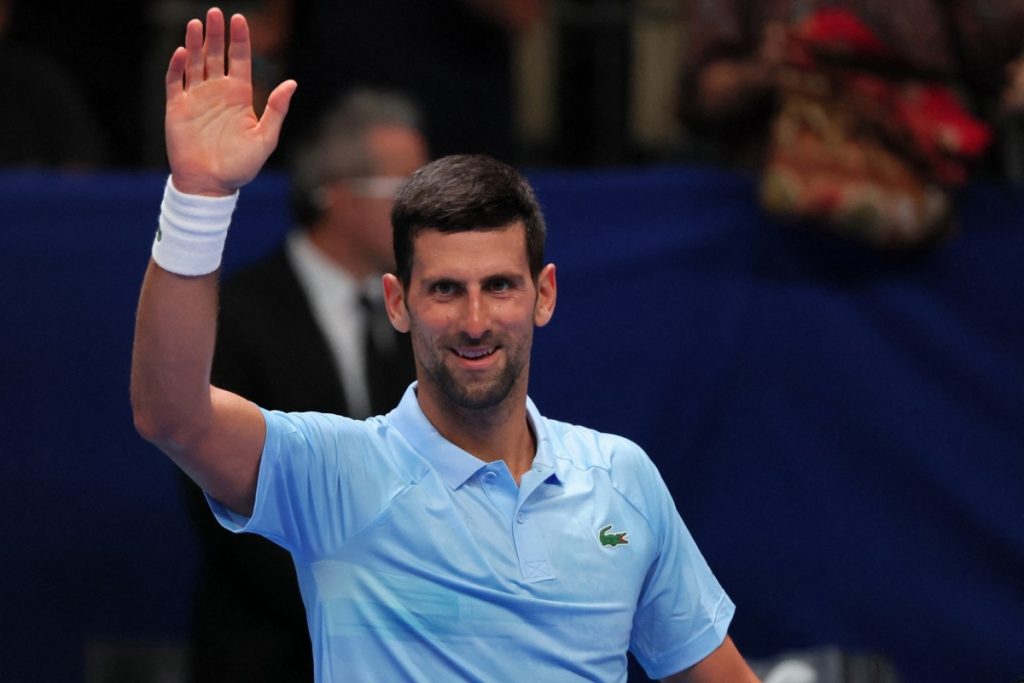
[227,13,252,83]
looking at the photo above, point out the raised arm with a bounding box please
[131,7,296,515]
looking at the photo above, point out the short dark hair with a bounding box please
[391,155,546,287]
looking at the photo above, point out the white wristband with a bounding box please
[151,176,239,276]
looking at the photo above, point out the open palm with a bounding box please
[164,8,296,196]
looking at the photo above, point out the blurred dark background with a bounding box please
[0,0,694,171]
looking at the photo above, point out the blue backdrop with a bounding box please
[1,166,1021,682]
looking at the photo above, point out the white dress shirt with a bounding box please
[285,230,380,418]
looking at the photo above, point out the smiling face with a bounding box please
[383,222,556,415]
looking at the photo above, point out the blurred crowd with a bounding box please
[0,0,542,169]
[6,0,1024,186]
[677,1,1024,177]
[0,0,575,170]
[676,0,1024,248]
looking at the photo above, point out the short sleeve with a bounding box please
[207,408,410,560]
[622,452,736,679]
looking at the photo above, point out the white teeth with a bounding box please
[458,348,493,359]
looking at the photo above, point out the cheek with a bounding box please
[407,309,450,346]
[497,308,536,343]
[405,322,433,363]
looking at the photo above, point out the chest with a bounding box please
[304,467,658,637]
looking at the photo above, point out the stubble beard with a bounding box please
[428,352,524,411]
[418,332,527,411]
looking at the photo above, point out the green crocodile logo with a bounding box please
[598,524,629,548]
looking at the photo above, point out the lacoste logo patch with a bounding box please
[598,524,629,548]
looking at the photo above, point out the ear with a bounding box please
[533,263,557,327]
[382,273,410,332]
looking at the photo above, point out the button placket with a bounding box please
[511,482,555,583]
[479,464,517,527]
[512,509,553,582]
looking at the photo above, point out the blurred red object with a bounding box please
[787,7,991,185]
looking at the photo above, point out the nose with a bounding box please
[459,289,490,340]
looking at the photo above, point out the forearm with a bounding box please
[131,172,239,450]
[131,261,220,453]
[131,259,265,514]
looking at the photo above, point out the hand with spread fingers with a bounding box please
[164,7,297,197]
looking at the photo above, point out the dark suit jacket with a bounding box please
[184,245,414,682]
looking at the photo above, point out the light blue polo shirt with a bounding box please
[210,384,734,682]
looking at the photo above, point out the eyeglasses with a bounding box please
[346,176,408,199]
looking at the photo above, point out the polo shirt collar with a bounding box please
[387,383,563,489]
[526,398,563,486]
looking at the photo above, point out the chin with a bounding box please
[446,384,511,411]
[438,371,519,411]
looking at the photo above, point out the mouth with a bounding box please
[452,346,498,363]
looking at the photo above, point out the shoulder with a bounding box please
[542,415,675,534]
[541,415,657,481]
[263,409,430,482]
[265,409,380,452]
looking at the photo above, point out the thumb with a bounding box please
[257,79,298,147]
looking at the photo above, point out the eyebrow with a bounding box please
[485,271,526,282]
[419,272,528,289]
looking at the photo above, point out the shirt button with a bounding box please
[516,513,526,524]
[484,471,497,483]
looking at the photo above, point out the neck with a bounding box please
[418,383,536,484]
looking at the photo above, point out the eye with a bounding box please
[431,280,460,296]
[486,278,514,293]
